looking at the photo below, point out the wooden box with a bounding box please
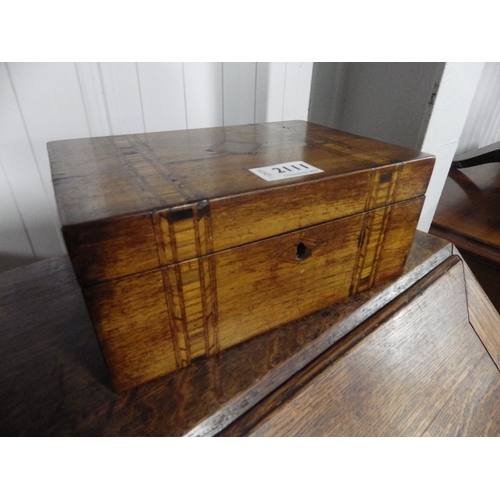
[49,121,434,392]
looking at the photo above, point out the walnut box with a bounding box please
[49,121,434,391]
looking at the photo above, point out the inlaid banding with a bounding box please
[154,200,219,368]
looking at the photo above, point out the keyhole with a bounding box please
[296,242,311,261]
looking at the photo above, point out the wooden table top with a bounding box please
[431,163,500,263]
[221,255,500,436]
[2,231,500,436]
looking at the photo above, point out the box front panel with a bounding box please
[83,197,423,392]
[215,197,424,351]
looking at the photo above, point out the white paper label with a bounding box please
[249,161,324,181]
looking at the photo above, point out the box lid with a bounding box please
[49,121,434,286]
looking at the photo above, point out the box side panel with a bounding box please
[372,196,426,286]
[83,269,177,392]
[394,158,435,202]
[64,214,160,287]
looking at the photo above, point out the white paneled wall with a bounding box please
[307,62,484,233]
[0,62,313,272]
[456,63,500,155]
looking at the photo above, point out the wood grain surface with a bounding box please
[430,163,500,314]
[431,164,500,261]
[50,121,433,227]
[50,121,434,391]
[0,232,457,436]
[84,197,424,391]
[220,256,500,437]
[51,121,434,285]
[459,250,500,313]
[460,250,500,372]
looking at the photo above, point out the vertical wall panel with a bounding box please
[479,64,500,147]
[418,63,484,231]
[0,62,313,272]
[319,63,444,151]
[0,63,65,258]
[282,62,314,121]
[308,63,349,129]
[7,63,90,200]
[137,63,187,132]
[184,62,223,129]
[0,156,36,272]
[6,62,94,258]
[265,62,287,122]
[261,62,313,123]
[75,62,111,137]
[254,62,270,123]
[457,63,500,155]
[222,62,256,126]
[99,62,146,135]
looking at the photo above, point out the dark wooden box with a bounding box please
[48,121,434,391]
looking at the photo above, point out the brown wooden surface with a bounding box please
[220,257,500,437]
[0,232,455,436]
[431,164,500,260]
[460,251,500,313]
[50,121,433,230]
[50,121,434,285]
[50,121,434,391]
[460,249,500,372]
[430,163,500,312]
[85,197,424,391]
